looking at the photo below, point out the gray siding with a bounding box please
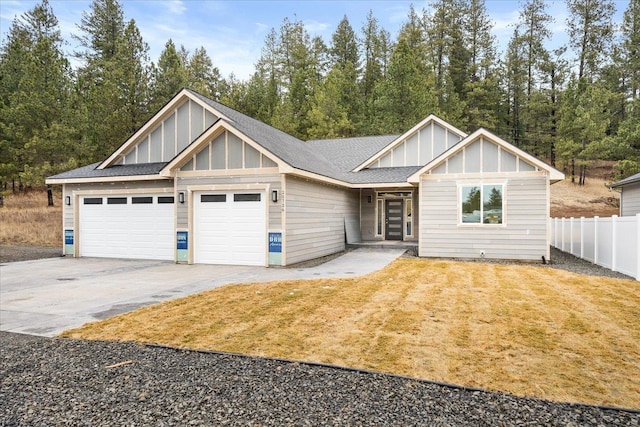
[419,175,549,261]
[176,173,282,230]
[285,176,358,265]
[360,189,380,241]
[621,182,640,216]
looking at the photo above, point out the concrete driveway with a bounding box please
[0,248,405,337]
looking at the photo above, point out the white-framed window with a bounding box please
[460,184,504,225]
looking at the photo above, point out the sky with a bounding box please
[0,0,629,80]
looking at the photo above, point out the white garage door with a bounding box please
[194,191,266,266]
[79,194,174,260]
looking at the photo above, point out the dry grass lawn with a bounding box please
[62,259,640,409]
[0,191,61,246]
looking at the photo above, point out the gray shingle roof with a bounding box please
[47,90,415,185]
[610,172,640,188]
[47,162,168,180]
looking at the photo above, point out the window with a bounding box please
[132,197,153,204]
[201,194,226,203]
[107,197,127,205]
[234,193,261,202]
[158,196,174,204]
[83,197,102,205]
[461,184,503,225]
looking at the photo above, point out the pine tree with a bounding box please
[74,0,135,161]
[150,39,188,111]
[115,19,152,137]
[0,0,77,188]
[359,10,391,133]
[566,0,616,81]
[374,7,437,133]
[186,47,224,100]
[620,0,640,100]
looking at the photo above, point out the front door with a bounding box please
[385,199,403,240]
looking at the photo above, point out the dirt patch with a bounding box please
[0,245,62,263]
[550,178,620,218]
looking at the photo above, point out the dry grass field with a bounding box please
[550,178,619,218]
[63,259,640,409]
[0,191,61,246]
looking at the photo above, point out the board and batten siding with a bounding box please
[284,176,358,265]
[621,182,640,216]
[419,175,549,261]
[176,173,282,231]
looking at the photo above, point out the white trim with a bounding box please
[457,181,507,227]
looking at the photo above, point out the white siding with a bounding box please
[285,176,359,265]
[621,182,640,216]
[419,175,549,261]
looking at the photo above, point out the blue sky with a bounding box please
[0,0,628,80]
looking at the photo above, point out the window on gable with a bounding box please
[460,184,503,225]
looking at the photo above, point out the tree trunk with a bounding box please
[47,185,54,207]
[571,159,575,183]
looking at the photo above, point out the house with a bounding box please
[46,88,564,266]
[610,172,640,217]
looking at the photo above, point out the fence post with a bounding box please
[569,217,574,254]
[553,217,558,247]
[561,217,565,252]
[580,217,585,259]
[611,215,617,272]
[594,216,599,265]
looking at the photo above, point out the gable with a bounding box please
[409,129,564,183]
[429,137,537,175]
[113,98,218,166]
[179,128,278,172]
[356,115,467,171]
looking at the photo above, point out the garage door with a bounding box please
[79,194,174,260]
[194,191,266,266]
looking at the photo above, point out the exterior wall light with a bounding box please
[367,195,372,203]
[65,195,71,206]
[271,190,278,203]
[178,192,185,204]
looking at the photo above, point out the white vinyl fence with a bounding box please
[550,214,640,280]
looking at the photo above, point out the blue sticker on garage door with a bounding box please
[65,229,74,245]
[177,231,188,262]
[64,229,74,255]
[268,232,282,253]
[268,232,282,266]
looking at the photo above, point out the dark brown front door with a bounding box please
[385,199,403,240]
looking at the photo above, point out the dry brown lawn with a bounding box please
[0,191,61,247]
[62,259,640,409]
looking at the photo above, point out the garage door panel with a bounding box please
[79,195,174,260]
[194,191,266,266]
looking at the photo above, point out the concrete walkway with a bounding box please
[0,248,405,337]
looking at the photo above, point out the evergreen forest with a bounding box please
[1,0,639,190]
